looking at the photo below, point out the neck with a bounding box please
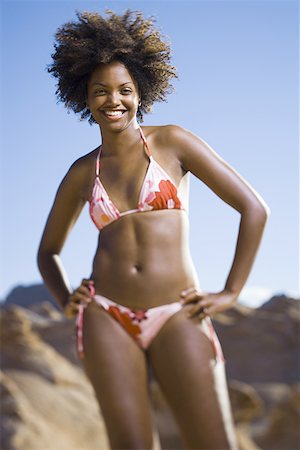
[99,121,141,156]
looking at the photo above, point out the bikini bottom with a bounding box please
[75,294,224,364]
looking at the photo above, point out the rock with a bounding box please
[1,305,80,384]
[1,290,299,449]
[252,383,300,450]
[229,380,264,423]
[4,284,58,309]
[213,295,300,383]
[0,369,109,450]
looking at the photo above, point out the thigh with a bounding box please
[81,300,154,450]
[148,305,238,450]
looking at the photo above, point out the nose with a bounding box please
[106,91,121,106]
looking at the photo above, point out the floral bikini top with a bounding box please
[89,127,188,230]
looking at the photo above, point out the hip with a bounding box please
[90,257,200,309]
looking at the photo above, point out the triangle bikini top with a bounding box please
[89,126,187,230]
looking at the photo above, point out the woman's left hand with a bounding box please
[180,287,238,319]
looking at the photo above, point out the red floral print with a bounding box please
[108,306,141,338]
[130,310,148,322]
[148,180,181,210]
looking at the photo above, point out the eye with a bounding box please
[94,89,106,95]
[121,88,132,95]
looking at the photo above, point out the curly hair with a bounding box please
[47,9,178,124]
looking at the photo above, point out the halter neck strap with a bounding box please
[95,126,151,176]
[138,126,151,157]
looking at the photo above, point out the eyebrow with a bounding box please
[91,82,133,87]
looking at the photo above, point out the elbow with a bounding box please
[260,208,270,228]
[36,247,54,274]
[37,249,46,275]
[264,204,271,219]
[247,202,271,223]
[36,242,45,270]
[258,202,271,221]
[243,191,271,220]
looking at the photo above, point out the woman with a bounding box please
[38,10,270,450]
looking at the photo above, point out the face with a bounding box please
[86,61,140,131]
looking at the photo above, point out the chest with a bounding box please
[93,150,183,212]
[101,153,150,209]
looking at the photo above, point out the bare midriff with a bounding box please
[90,209,199,309]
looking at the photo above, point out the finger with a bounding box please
[80,280,95,297]
[196,310,208,321]
[188,304,205,318]
[180,287,197,297]
[68,294,80,305]
[188,302,213,318]
[64,303,77,319]
[195,299,211,308]
[88,283,95,296]
[71,291,92,304]
[202,307,209,316]
[181,292,205,304]
[77,285,93,298]
[65,297,89,317]
[204,305,221,317]
[81,278,94,286]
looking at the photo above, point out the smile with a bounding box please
[102,110,127,120]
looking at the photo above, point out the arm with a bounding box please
[166,125,270,313]
[37,159,88,311]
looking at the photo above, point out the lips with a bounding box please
[101,110,127,120]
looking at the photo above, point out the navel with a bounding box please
[132,262,143,273]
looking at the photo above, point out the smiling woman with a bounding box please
[86,62,140,131]
[38,8,270,450]
[47,10,177,124]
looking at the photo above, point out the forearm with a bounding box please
[224,205,270,298]
[37,252,73,310]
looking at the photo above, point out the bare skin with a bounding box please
[38,61,270,449]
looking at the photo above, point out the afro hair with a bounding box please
[47,9,178,124]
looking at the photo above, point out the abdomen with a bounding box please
[90,209,199,308]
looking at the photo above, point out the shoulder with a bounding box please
[141,124,230,181]
[68,147,99,175]
[59,147,99,200]
[141,124,203,167]
[140,125,193,178]
[141,124,186,143]
[141,124,197,152]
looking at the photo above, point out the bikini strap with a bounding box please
[96,129,149,176]
[139,127,151,157]
[95,146,102,177]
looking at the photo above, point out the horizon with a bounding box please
[1,282,299,310]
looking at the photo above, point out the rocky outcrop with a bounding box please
[0,304,109,450]
[1,369,109,450]
[213,295,300,383]
[4,284,57,309]
[251,383,300,450]
[1,291,299,450]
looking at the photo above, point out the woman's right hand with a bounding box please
[63,278,95,319]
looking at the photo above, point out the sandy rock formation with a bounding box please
[252,383,300,450]
[0,305,109,450]
[1,292,299,450]
[213,295,300,383]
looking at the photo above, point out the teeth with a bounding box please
[104,111,124,117]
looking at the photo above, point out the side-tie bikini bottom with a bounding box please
[75,293,224,364]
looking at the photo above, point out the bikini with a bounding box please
[75,127,224,363]
[88,126,185,229]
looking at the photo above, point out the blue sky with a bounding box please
[1,0,299,307]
